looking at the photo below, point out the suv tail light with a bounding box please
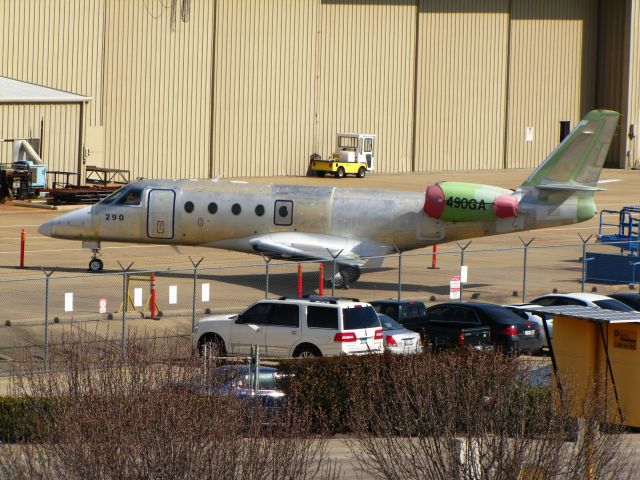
[501,325,519,336]
[457,332,465,346]
[374,329,383,340]
[385,335,397,347]
[334,332,357,343]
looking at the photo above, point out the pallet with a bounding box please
[46,187,118,205]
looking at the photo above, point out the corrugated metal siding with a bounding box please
[103,0,215,180]
[211,0,318,178]
[314,1,416,174]
[414,0,510,173]
[505,0,597,169]
[0,0,104,173]
[0,104,80,173]
[596,0,626,168]
[624,0,640,169]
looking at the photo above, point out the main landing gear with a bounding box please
[328,266,361,289]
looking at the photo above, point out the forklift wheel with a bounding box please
[89,258,104,272]
[357,167,366,178]
[335,167,346,179]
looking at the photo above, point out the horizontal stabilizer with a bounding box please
[535,183,603,192]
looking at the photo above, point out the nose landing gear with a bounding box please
[84,241,104,272]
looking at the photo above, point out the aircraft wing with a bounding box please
[249,232,389,266]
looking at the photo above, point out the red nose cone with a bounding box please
[493,194,518,218]
[424,184,446,219]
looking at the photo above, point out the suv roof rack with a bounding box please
[277,295,361,304]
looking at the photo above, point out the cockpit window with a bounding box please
[117,188,143,206]
[99,187,126,205]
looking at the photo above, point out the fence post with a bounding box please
[325,249,343,297]
[520,238,535,303]
[319,263,324,296]
[189,257,204,333]
[20,228,25,268]
[579,234,593,293]
[262,255,271,299]
[41,268,54,370]
[117,261,134,353]
[397,248,403,301]
[457,242,472,302]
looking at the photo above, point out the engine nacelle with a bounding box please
[423,182,518,222]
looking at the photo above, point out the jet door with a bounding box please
[147,189,175,239]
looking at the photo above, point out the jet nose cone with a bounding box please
[38,221,53,237]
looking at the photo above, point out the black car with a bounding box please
[371,299,491,350]
[608,293,640,311]
[426,302,544,353]
[369,300,428,332]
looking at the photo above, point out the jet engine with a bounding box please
[423,182,518,222]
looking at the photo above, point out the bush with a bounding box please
[0,333,338,480]
[0,396,40,443]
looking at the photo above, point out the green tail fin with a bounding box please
[521,110,619,191]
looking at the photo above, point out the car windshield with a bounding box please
[378,314,403,331]
[343,306,380,330]
[400,303,426,320]
[593,299,634,311]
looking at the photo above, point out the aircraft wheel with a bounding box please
[344,266,361,282]
[357,166,366,178]
[335,167,345,179]
[88,258,104,272]
[316,171,326,177]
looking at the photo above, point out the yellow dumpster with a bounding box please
[533,306,640,427]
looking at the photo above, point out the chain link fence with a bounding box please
[1,238,637,373]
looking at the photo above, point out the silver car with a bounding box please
[377,313,423,354]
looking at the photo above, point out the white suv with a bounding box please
[193,296,383,358]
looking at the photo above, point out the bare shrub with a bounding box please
[0,331,338,480]
[344,351,635,480]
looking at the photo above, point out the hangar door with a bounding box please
[147,189,175,239]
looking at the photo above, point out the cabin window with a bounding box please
[232,203,241,215]
[208,202,218,214]
[118,188,143,206]
[255,205,265,216]
[184,201,195,213]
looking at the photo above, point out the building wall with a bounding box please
[504,0,598,169]
[414,0,510,173]
[0,104,81,173]
[211,0,318,178]
[314,1,417,174]
[103,0,215,180]
[0,0,630,180]
[625,0,640,169]
[0,0,104,171]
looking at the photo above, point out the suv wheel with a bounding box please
[294,346,321,358]
[199,334,226,357]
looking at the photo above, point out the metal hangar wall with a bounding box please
[0,0,637,180]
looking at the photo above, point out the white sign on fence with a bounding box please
[64,292,74,312]
[134,288,143,307]
[450,275,461,300]
[169,285,177,305]
[201,283,210,302]
[99,298,107,314]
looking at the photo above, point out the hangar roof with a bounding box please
[0,76,91,104]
